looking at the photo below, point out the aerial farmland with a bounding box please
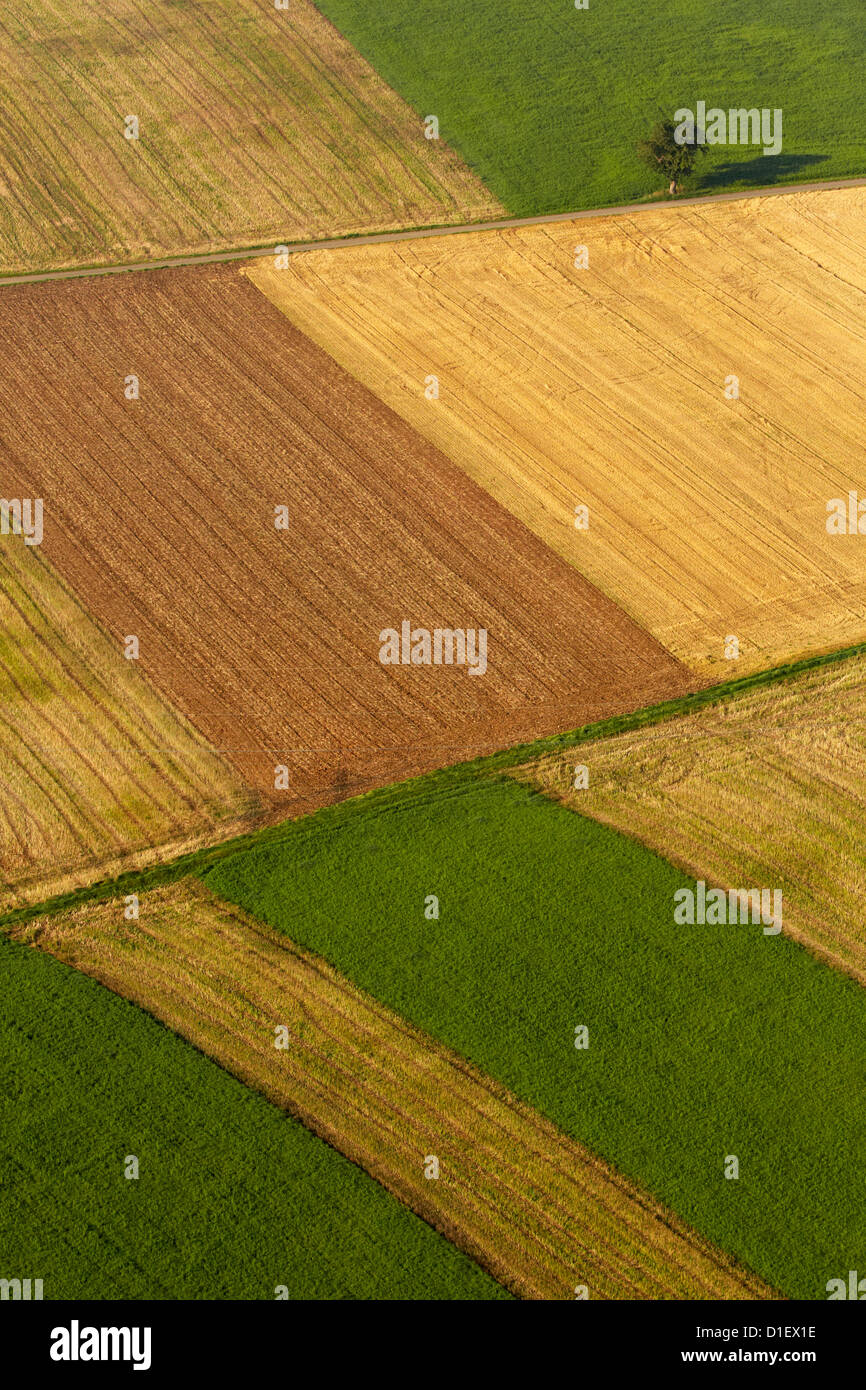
[251,186,866,674]
[1,0,865,1347]
[0,0,501,274]
[0,533,259,909]
[0,265,695,816]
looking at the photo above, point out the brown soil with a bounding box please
[251,187,866,675]
[0,535,259,910]
[0,263,696,814]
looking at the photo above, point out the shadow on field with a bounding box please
[698,152,828,190]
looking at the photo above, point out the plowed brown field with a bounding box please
[0,535,259,910]
[249,187,866,676]
[11,878,777,1300]
[0,0,501,275]
[0,265,694,810]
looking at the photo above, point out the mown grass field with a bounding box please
[0,932,505,1299]
[314,0,866,214]
[0,535,260,911]
[523,652,866,983]
[250,186,866,675]
[203,774,866,1300]
[13,878,774,1301]
[0,0,501,275]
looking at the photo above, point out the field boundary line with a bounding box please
[2,176,866,289]
[3,634,865,931]
[15,878,779,1300]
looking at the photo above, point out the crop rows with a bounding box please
[0,0,501,275]
[0,263,693,810]
[524,651,866,981]
[0,536,257,909]
[251,187,866,674]
[15,878,774,1301]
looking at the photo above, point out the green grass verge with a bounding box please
[314,0,866,214]
[0,935,507,1299]
[3,634,864,934]
[204,775,866,1300]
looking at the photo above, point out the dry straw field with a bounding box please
[250,187,866,676]
[0,0,501,274]
[0,536,258,911]
[523,653,866,982]
[0,264,693,810]
[12,877,777,1301]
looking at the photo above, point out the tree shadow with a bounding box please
[697,152,828,191]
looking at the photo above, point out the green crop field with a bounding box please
[314,0,866,214]
[206,773,866,1300]
[0,935,506,1300]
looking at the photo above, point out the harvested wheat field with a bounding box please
[0,0,501,275]
[0,535,259,911]
[11,877,776,1301]
[0,264,694,810]
[250,186,866,676]
[521,651,866,981]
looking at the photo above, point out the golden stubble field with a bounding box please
[0,265,695,815]
[11,877,777,1301]
[250,187,866,676]
[0,0,501,274]
[521,653,866,982]
[0,536,260,910]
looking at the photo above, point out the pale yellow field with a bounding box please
[0,0,501,274]
[250,187,866,676]
[520,652,866,981]
[14,878,776,1301]
[0,536,260,909]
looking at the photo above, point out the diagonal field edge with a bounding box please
[4,632,866,932]
[2,176,866,289]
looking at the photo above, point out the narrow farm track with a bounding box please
[0,539,260,911]
[0,263,695,809]
[12,879,778,1301]
[0,0,501,276]
[3,176,866,289]
[252,185,866,676]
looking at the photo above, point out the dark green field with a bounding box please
[315,0,866,214]
[0,936,506,1300]
[206,774,866,1300]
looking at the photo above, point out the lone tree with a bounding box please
[638,113,703,195]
